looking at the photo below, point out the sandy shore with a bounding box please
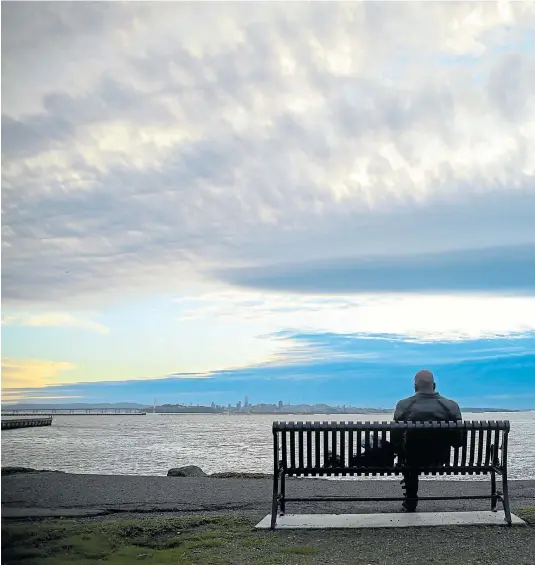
[2,471,534,520]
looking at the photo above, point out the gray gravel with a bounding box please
[258,525,535,565]
[2,472,534,522]
[3,473,534,565]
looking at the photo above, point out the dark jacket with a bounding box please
[394,392,462,423]
[392,392,463,463]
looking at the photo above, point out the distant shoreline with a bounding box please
[3,405,532,415]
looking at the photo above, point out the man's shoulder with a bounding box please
[437,394,461,409]
[395,394,418,409]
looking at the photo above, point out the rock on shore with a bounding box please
[210,472,271,479]
[167,466,271,478]
[1,467,65,476]
[167,465,207,477]
[166,466,271,478]
[2,465,269,478]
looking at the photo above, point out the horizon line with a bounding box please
[2,401,533,412]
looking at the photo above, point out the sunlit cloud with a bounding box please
[1,359,77,389]
[1,392,84,404]
[177,291,535,342]
[1,312,109,334]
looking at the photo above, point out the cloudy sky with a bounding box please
[2,1,535,408]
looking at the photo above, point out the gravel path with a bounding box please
[2,472,534,521]
[257,523,535,565]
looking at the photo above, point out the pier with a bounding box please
[1,409,146,416]
[2,417,53,430]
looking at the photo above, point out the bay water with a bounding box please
[2,412,534,479]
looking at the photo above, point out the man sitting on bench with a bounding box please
[392,369,463,512]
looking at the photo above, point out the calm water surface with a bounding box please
[2,412,534,479]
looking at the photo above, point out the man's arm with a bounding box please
[391,400,405,453]
[393,400,405,422]
[451,401,462,421]
[449,401,464,448]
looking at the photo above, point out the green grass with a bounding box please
[2,509,534,565]
[1,515,316,565]
[280,545,318,555]
[518,506,535,526]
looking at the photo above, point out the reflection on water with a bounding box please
[2,412,534,479]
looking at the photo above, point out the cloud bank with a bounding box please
[177,290,535,341]
[2,2,535,308]
[2,3,535,400]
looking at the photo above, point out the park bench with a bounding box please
[270,420,512,529]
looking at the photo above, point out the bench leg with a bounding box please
[280,473,286,515]
[490,470,498,512]
[270,471,279,530]
[501,471,512,526]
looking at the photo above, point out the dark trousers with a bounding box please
[401,470,419,502]
[402,455,449,508]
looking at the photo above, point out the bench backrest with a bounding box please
[272,421,510,477]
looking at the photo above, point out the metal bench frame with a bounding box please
[271,420,512,529]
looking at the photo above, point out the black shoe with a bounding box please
[401,500,417,513]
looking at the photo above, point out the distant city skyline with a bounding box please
[2,401,535,416]
[2,3,535,408]
[3,397,532,413]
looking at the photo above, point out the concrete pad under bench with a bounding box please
[256,511,526,529]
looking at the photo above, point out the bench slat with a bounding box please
[289,424,296,471]
[373,429,380,476]
[331,424,338,476]
[460,422,469,473]
[484,423,493,467]
[315,426,321,469]
[298,428,304,472]
[364,425,370,476]
[323,423,329,475]
[356,427,362,465]
[423,422,431,475]
[340,427,346,475]
[348,423,354,469]
[281,429,288,471]
[493,428,500,466]
[468,422,476,473]
[476,426,484,474]
[453,426,460,475]
[431,422,440,475]
[306,423,312,475]
[442,422,450,474]
[379,423,387,476]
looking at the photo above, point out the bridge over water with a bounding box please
[1,409,146,416]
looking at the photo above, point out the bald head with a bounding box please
[414,369,436,393]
